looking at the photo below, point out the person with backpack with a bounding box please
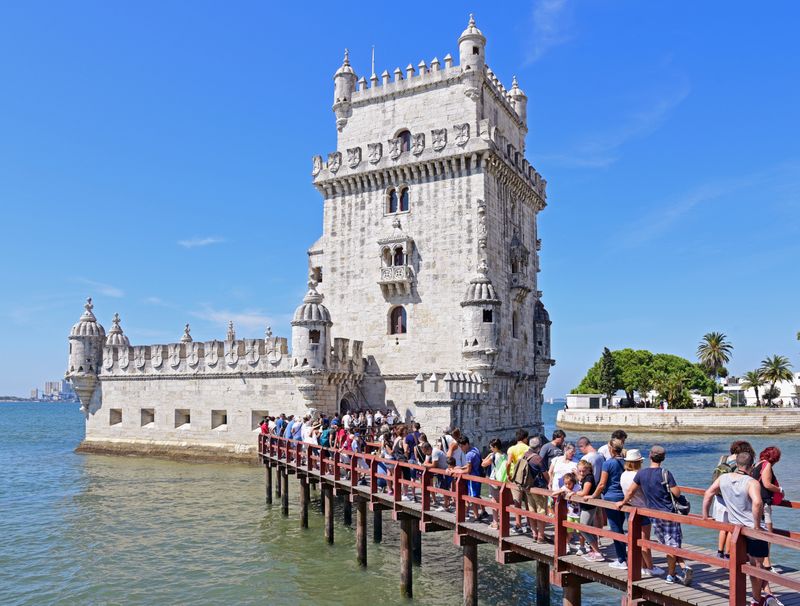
[510,435,549,541]
[481,438,507,529]
[713,440,756,559]
[753,447,784,579]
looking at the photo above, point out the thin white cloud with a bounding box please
[542,79,691,168]
[178,236,225,249]
[190,306,286,332]
[76,278,124,298]
[527,0,573,63]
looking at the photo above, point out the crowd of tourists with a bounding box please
[260,413,786,606]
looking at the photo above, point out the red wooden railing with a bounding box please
[259,434,800,605]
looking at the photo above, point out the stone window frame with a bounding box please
[388,305,408,335]
[395,128,412,153]
[385,184,410,215]
[512,310,519,339]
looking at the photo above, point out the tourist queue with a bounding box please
[259,412,786,606]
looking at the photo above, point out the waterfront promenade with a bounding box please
[558,408,800,435]
[259,433,800,606]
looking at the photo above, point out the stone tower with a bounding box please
[308,16,554,439]
[66,298,106,408]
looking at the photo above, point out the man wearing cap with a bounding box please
[618,445,693,586]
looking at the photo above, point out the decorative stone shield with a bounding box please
[327,152,341,174]
[187,342,201,367]
[367,142,382,164]
[168,343,181,368]
[225,341,239,366]
[151,345,164,369]
[103,346,114,370]
[432,128,447,151]
[411,133,425,155]
[347,147,361,168]
[205,341,219,367]
[245,339,260,365]
[134,346,146,369]
[388,137,401,160]
[454,122,470,146]
[265,327,282,365]
[119,347,130,370]
[311,155,322,176]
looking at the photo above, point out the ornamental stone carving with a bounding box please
[168,343,181,368]
[368,142,382,164]
[187,342,201,367]
[312,155,322,176]
[328,152,342,173]
[477,199,487,249]
[151,345,164,369]
[432,128,447,151]
[245,339,260,365]
[388,137,402,160]
[119,347,129,369]
[103,346,114,370]
[411,133,425,155]
[265,326,283,365]
[225,341,239,366]
[134,346,146,369]
[206,341,220,367]
[347,147,361,168]
[454,122,470,146]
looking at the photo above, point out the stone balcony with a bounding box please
[509,272,530,302]
[379,265,414,296]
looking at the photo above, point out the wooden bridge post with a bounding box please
[275,464,282,498]
[373,507,383,543]
[343,497,353,526]
[400,515,414,598]
[536,561,551,605]
[324,484,335,544]
[299,477,309,528]
[462,538,478,606]
[265,464,273,505]
[281,469,289,516]
[561,575,581,606]
[412,524,422,566]
[356,498,368,567]
[728,526,747,606]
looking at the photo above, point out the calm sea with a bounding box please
[1,402,798,605]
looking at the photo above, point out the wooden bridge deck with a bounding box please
[260,436,800,606]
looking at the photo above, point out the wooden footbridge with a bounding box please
[259,435,800,605]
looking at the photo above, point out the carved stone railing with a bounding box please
[379,265,414,296]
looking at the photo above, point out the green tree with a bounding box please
[696,332,733,405]
[615,349,654,404]
[759,355,794,406]
[598,347,618,407]
[741,370,764,406]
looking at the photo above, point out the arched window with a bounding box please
[382,247,392,267]
[393,246,405,266]
[512,311,519,339]
[398,130,411,152]
[388,189,398,213]
[309,329,320,344]
[389,306,407,335]
[399,188,409,212]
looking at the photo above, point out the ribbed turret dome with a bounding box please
[105,312,129,346]
[70,298,106,338]
[459,14,485,43]
[461,260,501,305]
[292,281,332,325]
[509,75,526,99]
[334,48,356,77]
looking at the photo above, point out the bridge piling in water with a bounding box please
[462,539,478,606]
[372,507,383,543]
[343,497,352,526]
[281,469,289,516]
[299,477,309,528]
[323,485,334,544]
[265,464,273,505]
[412,524,422,566]
[356,498,367,567]
[535,561,550,605]
[399,515,413,598]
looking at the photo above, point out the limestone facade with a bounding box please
[66,17,554,459]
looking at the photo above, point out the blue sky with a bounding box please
[1,1,798,397]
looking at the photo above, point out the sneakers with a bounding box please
[608,560,628,570]
[433,505,447,512]
[510,525,524,536]
[649,565,665,576]
[764,595,784,606]
[583,551,605,562]
[665,574,678,584]
[682,566,694,586]
[640,569,652,578]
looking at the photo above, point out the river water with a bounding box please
[1,401,798,605]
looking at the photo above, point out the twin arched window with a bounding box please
[389,306,407,335]
[397,130,412,153]
[388,187,409,214]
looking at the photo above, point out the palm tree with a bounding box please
[741,370,764,407]
[759,355,794,407]
[697,332,733,404]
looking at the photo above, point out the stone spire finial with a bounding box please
[469,13,475,27]
[181,323,193,343]
[227,321,235,342]
[112,312,121,328]
[477,258,488,275]
[343,48,350,66]
[265,325,272,340]
[81,297,97,321]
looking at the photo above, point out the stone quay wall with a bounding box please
[557,408,800,435]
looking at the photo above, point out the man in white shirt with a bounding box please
[342,411,352,430]
[598,429,628,460]
[375,410,384,425]
[366,410,374,428]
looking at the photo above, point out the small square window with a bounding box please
[482,309,493,323]
[251,410,269,431]
[110,409,122,426]
[472,46,479,55]
[212,410,228,430]
[141,408,155,428]
[175,409,191,429]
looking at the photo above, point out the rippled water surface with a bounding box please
[1,402,798,605]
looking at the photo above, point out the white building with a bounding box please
[66,17,554,459]
[723,374,799,407]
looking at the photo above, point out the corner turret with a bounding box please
[458,14,486,74]
[333,49,358,131]
[66,298,106,408]
[291,276,332,371]
[509,76,528,131]
[460,260,501,374]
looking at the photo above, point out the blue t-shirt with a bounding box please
[633,467,676,512]
[282,421,293,438]
[601,457,625,500]
[275,418,286,434]
[290,421,303,441]
[465,447,482,476]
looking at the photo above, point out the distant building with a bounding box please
[30,388,39,400]
[722,374,799,407]
[566,394,610,409]
[65,17,554,459]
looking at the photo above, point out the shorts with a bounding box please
[511,486,546,514]
[653,519,683,548]
[579,508,598,543]
[468,481,482,498]
[745,537,770,558]
[763,503,773,525]
[438,475,452,490]
[713,499,730,524]
[566,513,580,534]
